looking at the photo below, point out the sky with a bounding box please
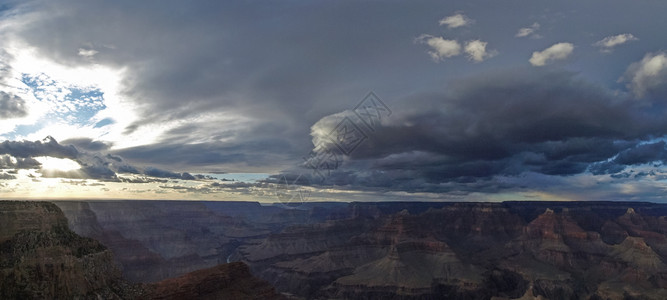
[1,0,667,203]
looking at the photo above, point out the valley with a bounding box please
[50,200,667,299]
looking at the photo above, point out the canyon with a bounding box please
[0,201,282,299]
[56,200,667,299]
[2,199,667,299]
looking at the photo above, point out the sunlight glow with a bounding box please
[35,156,81,172]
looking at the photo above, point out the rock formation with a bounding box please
[1,201,284,300]
[142,262,284,300]
[0,201,136,299]
[45,200,667,299]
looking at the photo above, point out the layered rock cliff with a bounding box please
[55,200,348,283]
[46,200,667,299]
[0,201,136,299]
[1,200,285,300]
[56,200,274,282]
[233,201,667,299]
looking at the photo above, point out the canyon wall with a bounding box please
[52,200,667,299]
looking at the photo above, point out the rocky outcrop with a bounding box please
[142,262,284,300]
[0,201,138,299]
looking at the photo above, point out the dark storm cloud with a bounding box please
[6,0,459,170]
[0,155,40,169]
[0,136,78,159]
[144,167,195,180]
[112,137,294,172]
[295,69,667,192]
[73,148,199,181]
[11,1,333,120]
[0,91,27,119]
[590,141,667,175]
[52,137,202,181]
[62,138,112,152]
[0,136,201,181]
[116,164,140,174]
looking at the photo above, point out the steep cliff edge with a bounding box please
[0,201,137,299]
[1,201,284,300]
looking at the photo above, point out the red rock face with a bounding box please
[144,262,284,300]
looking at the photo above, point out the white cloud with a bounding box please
[464,40,496,62]
[438,13,473,29]
[515,22,541,38]
[416,34,461,62]
[594,33,638,52]
[529,42,574,66]
[0,42,144,147]
[77,48,98,58]
[622,52,667,98]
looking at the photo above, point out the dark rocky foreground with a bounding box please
[52,200,667,299]
[0,201,283,299]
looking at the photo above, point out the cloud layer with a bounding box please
[289,68,667,196]
[0,136,202,182]
[1,1,667,201]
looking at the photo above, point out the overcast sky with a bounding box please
[1,0,667,202]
